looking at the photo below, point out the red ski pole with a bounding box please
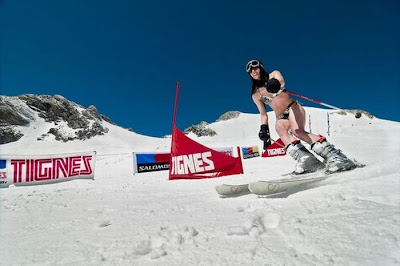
[286,91,361,118]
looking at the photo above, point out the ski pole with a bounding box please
[286,91,361,118]
[271,138,285,148]
[263,138,285,150]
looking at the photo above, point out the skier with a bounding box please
[246,59,355,174]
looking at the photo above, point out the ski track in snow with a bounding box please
[1,108,400,265]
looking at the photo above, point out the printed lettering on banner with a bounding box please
[11,156,93,184]
[266,148,285,156]
[138,163,169,172]
[169,126,243,179]
[171,152,215,175]
[0,152,96,187]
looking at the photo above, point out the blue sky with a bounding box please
[1,0,399,137]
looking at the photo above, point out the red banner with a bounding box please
[262,138,287,157]
[169,126,243,179]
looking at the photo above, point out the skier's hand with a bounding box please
[266,78,281,93]
[259,124,271,150]
[258,124,270,141]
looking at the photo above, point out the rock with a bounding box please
[184,121,217,137]
[0,94,113,144]
[216,111,240,122]
[335,109,374,119]
[0,126,24,144]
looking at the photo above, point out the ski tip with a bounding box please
[215,184,250,197]
[248,181,281,195]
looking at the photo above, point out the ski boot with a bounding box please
[311,137,356,173]
[286,140,325,175]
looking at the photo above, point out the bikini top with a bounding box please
[258,86,286,104]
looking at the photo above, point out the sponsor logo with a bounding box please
[242,146,260,159]
[171,151,215,175]
[0,159,6,169]
[0,172,6,179]
[11,155,93,184]
[267,148,286,156]
[0,180,7,185]
[243,152,260,159]
[0,159,6,179]
[138,163,169,173]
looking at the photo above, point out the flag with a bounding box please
[169,126,243,179]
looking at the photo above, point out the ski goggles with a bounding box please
[246,60,263,73]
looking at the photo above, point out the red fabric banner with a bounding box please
[262,138,287,157]
[169,126,243,179]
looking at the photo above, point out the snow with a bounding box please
[1,107,399,265]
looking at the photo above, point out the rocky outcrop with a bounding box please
[336,109,374,119]
[183,111,241,137]
[0,126,24,143]
[0,97,33,126]
[216,111,240,122]
[184,121,217,137]
[0,94,111,144]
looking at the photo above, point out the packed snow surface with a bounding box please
[1,108,399,265]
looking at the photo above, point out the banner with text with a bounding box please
[262,138,287,157]
[169,126,243,179]
[133,152,170,174]
[241,145,260,159]
[133,148,234,174]
[0,151,96,188]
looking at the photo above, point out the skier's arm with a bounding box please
[269,70,286,88]
[252,93,269,125]
[252,90,271,149]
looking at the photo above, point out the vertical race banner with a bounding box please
[0,151,96,188]
[169,82,244,179]
[169,126,243,179]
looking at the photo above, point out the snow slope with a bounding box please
[0,108,399,266]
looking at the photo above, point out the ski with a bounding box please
[214,172,325,197]
[215,183,250,197]
[215,162,366,197]
[248,175,327,196]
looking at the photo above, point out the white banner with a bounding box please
[0,151,96,188]
[214,147,234,157]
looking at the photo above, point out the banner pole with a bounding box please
[172,81,180,128]
[169,81,180,180]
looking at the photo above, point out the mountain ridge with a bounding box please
[0,94,113,144]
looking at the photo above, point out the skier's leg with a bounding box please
[276,116,323,175]
[288,101,320,144]
[311,136,356,173]
[285,140,325,174]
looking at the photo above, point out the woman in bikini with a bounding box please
[246,59,354,174]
